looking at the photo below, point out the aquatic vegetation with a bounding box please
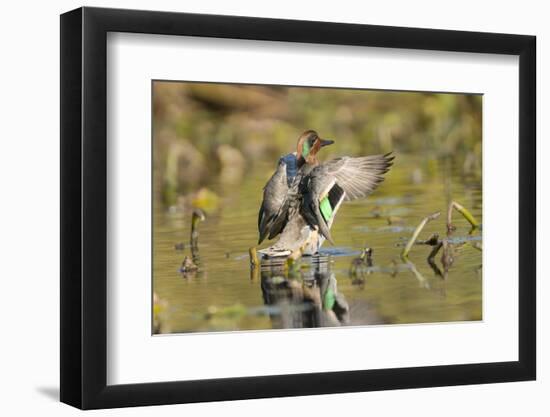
[447,200,481,232]
[179,256,198,274]
[190,209,206,249]
[399,200,482,279]
[401,212,442,259]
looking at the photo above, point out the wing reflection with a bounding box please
[259,256,350,329]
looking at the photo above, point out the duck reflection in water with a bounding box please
[259,255,350,329]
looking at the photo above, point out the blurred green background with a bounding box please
[152,81,482,334]
[153,82,481,209]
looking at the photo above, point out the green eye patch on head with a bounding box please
[302,141,311,157]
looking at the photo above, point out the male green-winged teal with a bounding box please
[258,130,334,244]
[258,130,393,257]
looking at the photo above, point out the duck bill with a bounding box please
[320,139,334,147]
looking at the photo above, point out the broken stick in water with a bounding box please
[190,208,206,248]
[401,211,441,260]
[447,200,480,233]
[249,247,260,267]
[248,247,260,281]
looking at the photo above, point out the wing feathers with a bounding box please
[259,151,394,246]
[257,158,290,244]
[325,153,394,201]
[300,153,394,243]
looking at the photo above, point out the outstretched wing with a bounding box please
[322,153,394,201]
[258,155,295,244]
[301,153,394,243]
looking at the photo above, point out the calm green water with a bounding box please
[153,154,482,334]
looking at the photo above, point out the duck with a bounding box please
[258,130,394,258]
[258,130,333,244]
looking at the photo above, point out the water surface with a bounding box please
[153,154,482,334]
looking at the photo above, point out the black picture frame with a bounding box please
[60,6,536,410]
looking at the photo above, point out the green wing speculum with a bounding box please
[302,180,345,244]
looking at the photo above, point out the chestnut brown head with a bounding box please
[296,130,334,164]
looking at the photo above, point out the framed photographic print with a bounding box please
[60,6,536,409]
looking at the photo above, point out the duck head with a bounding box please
[296,130,334,166]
